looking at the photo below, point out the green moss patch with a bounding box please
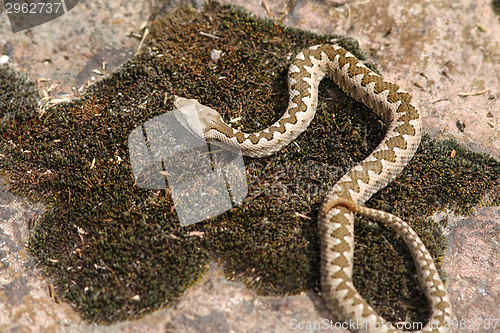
[1,1,500,325]
[0,63,40,129]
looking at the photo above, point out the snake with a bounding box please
[172,44,452,332]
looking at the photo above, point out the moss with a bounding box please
[493,0,500,16]
[0,64,40,130]
[1,1,500,326]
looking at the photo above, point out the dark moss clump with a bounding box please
[1,1,500,326]
[0,64,40,130]
[493,0,500,15]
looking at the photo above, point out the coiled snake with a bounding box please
[173,44,452,332]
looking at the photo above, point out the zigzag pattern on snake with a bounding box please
[173,44,452,333]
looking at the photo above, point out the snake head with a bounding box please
[172,96,225,138]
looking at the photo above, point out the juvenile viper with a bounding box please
[173,44,452,332]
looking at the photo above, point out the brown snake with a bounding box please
[173,44,452,332]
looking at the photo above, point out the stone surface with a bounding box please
[1,0,500,332]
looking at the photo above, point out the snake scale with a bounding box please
[173,44,452,332]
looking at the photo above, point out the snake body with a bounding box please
[173,44,452,332]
